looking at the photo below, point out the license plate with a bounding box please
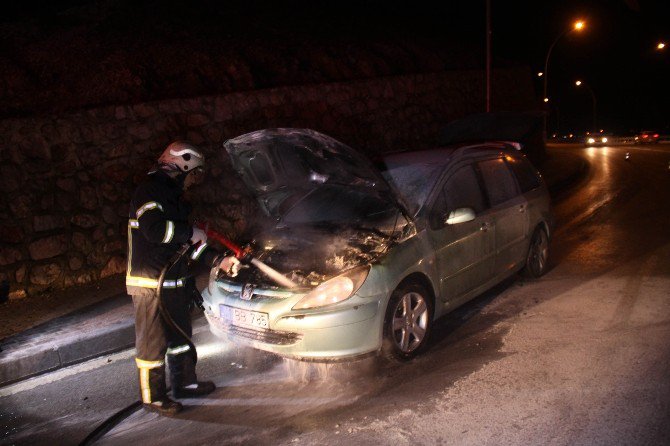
[220,305,269,329]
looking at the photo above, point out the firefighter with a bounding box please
[126,141,241,416]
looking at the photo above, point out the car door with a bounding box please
[476,156,528,278]
[427,162,495,304]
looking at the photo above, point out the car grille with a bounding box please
[215,280,295,300]
[208,314,302,345]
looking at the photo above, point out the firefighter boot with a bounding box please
[168,347,216,398]
[136,358,183,416]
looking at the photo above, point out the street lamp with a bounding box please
[543,20,586,103]
[575,80,597,132]
[657,42,666,50]
[485,0,492,112]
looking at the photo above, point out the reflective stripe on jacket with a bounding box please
[126,170,220,295]
[126,170,194,294]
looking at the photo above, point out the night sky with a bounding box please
[374,0,670,135]
[489,0,670,135]
[2,0,669,135]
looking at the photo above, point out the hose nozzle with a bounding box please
[195,221,244,258]
[195,221,298,289]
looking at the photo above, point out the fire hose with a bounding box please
[196,223,298,289]
[156,243,199,363]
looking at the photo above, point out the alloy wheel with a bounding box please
[391,291,429,354]
[529,229,549,277]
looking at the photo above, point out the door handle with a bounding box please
[480,222,491,232]
[518,204,526,213]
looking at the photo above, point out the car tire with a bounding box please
[522,226,549,278]
[382,281,433,361]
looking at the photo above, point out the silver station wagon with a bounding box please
[201,128,552,361]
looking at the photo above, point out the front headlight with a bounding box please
[292,265,370,310]
[587,137,595,144]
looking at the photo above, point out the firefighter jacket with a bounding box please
[126,169,214,296]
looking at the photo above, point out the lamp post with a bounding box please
[543,20,586,103]
[575,80,597,132]
[485,0,492,112]
[657,42,666,50]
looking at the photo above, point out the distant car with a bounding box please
[635,130,659,144]
[201,128,553,362]
[586,133,612,146]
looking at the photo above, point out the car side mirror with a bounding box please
[445,207,476,225]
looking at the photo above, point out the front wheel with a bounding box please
[382,282,433,361]
[522,226,549,278]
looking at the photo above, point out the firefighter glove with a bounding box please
[190,226,207,245]
[219,256,246,277]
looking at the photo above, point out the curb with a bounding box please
[0,322,135,387]
[0,294,135,387]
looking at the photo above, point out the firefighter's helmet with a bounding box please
[158,141,205,173]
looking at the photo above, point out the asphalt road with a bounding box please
[2,144,670,446]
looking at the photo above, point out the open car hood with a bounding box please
[221,129,418,287]
[224,128,409,223]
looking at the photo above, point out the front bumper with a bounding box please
[201,285,384,361]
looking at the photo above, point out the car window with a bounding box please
[477,158,519,206]
[505,155,541,193]
[430,164,486,228]
[444,164,486,213]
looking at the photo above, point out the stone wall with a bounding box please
[0,67,537,299]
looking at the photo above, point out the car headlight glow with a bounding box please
[601,137,608,143]
[292,265,370,310]
[587,137,595,144]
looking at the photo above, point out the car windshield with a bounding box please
[379,162,444,216]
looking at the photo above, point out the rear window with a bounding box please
[505,155,541,193]
[477,158,519,206]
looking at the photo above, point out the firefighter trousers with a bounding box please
[131,286,197,403]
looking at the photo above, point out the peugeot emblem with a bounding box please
[241,283,255,301]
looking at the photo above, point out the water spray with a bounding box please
[196,223,298,289]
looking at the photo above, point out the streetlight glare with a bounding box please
[543,17,587,135]
[538,72,544,77]
[575,80,582,86]
[658,42,666,50]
